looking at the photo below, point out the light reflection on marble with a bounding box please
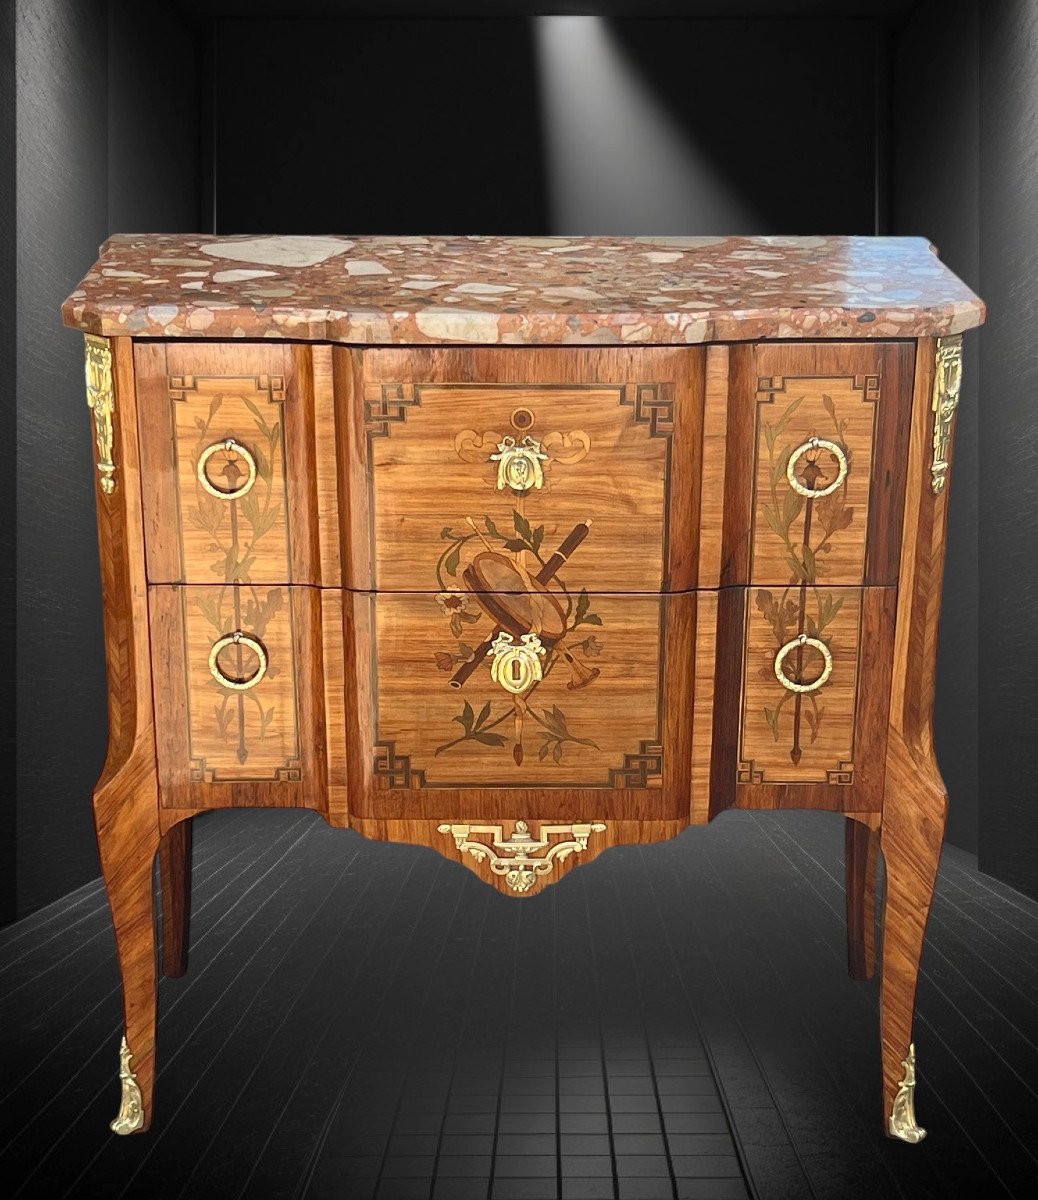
[62,234,985,344]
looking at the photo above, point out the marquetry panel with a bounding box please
[710,586,894,814]
[135,342,325,585]
[740,586,863,785]
[722,342,913,588]
[150,584,327,810]
[343,589,696,821]
[340,347,705,594]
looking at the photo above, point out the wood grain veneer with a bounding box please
[341,346,705,594]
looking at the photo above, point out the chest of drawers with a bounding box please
[63,234,984,1143]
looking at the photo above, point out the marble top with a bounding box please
[62,234,985,345]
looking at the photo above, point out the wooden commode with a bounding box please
[62,233,985,1141]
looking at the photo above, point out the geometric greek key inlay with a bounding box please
[373,740,427,789]
[608,740,664,788]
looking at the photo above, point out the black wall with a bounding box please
[13,0,200,922]
[213,18,877,236]
[977,0,1038,901]
[891,0,981,853]
[2,0,17,926]
[891,0,1038,895]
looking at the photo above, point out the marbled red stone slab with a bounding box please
[62,234,985,344]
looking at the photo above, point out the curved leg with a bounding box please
[845,813,880,980]
[878,735,946,1143]
[159,817,193,978]
[86,335,162,1133]
[94,771,161,1135]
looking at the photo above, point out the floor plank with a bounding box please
[2,808,1035,1200]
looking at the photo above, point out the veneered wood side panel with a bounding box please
[311,343,341,587]
[890,338,949,754]
[345,589,695,822]
[136,341,322,585]
[698,346,730,589]
[721,341,913,587]
[690,589,718,824]
[342,347,705,594]
[351,818,688,898]
[321,588,348,825]
[151,584,327,811]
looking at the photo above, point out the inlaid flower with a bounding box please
[436,590,475,617]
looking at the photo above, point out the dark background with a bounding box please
[5,0,1036,925]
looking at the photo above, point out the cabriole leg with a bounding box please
[878,740,947,1143]
[159,817,193,978]
[95,782,161,1135]
[845,813,880,981]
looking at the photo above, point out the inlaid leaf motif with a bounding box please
[196,593,224,634]
[436,697,508,755]
[782,487,804,529]
[214,702,233,740]
[472,731,507,748]
[755,391,856,756]
[574,588,602,628]
[535,705,600,761]
[190,493,227,536]
[513,508,533,545]
[252,443,272,483]
[755,589,799,644]
[242,588,283,637]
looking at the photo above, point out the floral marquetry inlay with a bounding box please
[168,373,290,583]
[751,375,878,585]
[737,376,876,785]
[185,586,302,783]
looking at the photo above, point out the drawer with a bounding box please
[711,586,895,812]
[149,584,328,809]
[342,587,696,821]
[721,342,913,587]
[135,341,328,585]
[339,346,705,593]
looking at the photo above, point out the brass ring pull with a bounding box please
[209,632,267,691]
[774,633,833,694]
[197,438,257,500]
[786,436,848,498]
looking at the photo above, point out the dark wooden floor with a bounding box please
[2,808,1036,1200]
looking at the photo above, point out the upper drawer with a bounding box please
[135,342,327,585]
[338,347,705,593]
[719,342,914,588]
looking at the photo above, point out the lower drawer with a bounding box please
[149,584,328,809]
[712,585,896,813]
[344,589,696,821]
